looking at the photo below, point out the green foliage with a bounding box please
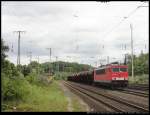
[19,81,68,112]
[2,35,148,111]
[20,65,31,76]
[3,81,68,112]
[25,70,39,84]
[129,74,149,84]
[1,38,9,65]
[53,72,70,80]
[2,60,20,78]
[2,72,31,101]
[40,61,93,74]
[1,39,68,111]
[127,53,149,76]
[41,62,52,73]
[1,45,32,105]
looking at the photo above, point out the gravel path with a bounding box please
[58,80,90,112]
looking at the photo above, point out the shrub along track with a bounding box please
[63,81,149,113]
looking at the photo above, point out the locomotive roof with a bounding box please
[96,64,128,70]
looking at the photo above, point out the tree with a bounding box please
[28,61,40,73]
[127,53,149,76]
[20,65,31,76]
[1,39,9,66]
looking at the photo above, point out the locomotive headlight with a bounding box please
[112,77,116,80]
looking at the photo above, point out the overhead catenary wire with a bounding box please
[99,2,147,52]
[98,2,147,64]
[2,2,148,66]
[101,2,146,40]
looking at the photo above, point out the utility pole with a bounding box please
[123,44,127,65]
[46,48,52,75]
[55,56,59,72]
[124,54,127,65]
[29,52,32,64]
[37,56,40,75]
[95,61,97,68]
[124,44,127,65]
[14,31,25,68]
[27,51,32,72]
[27,51,32,64]
[145,44,146,53]
[62,62,64,72]
[11,43,14,53]
[130,24,134,78]
[99,59,102,67]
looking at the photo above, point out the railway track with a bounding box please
[116,88,149,97]
[63,81,149,113]
[64,81,125,112]
[63,82,116,112]
[93,83,149,97]
[127,84,149,91]
[68,81,149,111]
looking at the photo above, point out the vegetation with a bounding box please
[1,38,149,111]
[1,38,91,111]
[3,81,68,112]
[53,72,71,80]
[41,61,93,73]
[1,39,9,65]
[125,53,149,84]
[129,74,149,84]
[126,52,149,76]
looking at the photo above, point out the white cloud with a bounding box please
[2,1,149,66]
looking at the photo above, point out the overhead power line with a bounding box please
[101,2,146,40]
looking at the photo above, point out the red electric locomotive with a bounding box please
[68,63,128,88]
[94,64,128,87]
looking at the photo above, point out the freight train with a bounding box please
[67,63,128,88]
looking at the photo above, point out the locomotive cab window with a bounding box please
[112,68,119,72]
[96,69,105,75]
[120,68,127,72]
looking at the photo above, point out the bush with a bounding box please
[2,72,31,101]
[53,72,70,80]
[129,74,149,84]
[26,70,39,84]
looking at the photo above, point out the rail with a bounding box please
[63,81,149,113]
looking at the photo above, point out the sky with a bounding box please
[1,1,149,67]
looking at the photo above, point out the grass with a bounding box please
[128,74,149,84]
[72,97,85,112]
[3,81,68,112]
[3,78,89,112]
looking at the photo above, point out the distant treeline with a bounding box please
[2,38,149,78]
[19,61,93,76]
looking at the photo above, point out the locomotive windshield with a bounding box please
[120,68,127,72]
[112,68,119,72]
[112,68,127,72]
